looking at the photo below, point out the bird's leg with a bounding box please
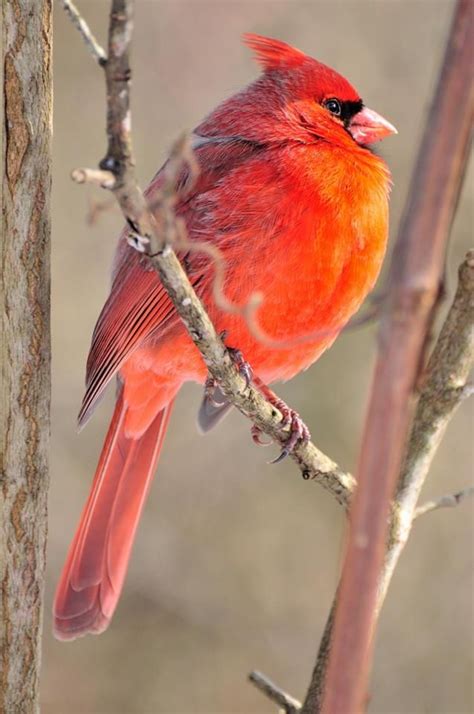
[252,376,311,462]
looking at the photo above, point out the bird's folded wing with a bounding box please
[78,138,264,426]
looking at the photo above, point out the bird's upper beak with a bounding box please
[348,106,397,145]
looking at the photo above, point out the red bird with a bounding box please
[54,34,396,639]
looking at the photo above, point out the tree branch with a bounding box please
[414,486,474,519]
[378,250,474,609]
[321,0,473,709]
[302,248,474,713]
[248,671,302,714]
[58,0,107,66]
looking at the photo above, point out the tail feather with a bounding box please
[53,390,173,640]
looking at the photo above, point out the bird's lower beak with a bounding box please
[349,106,397,145]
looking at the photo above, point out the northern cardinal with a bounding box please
[54,34,396,639]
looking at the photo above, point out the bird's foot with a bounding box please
[220,331,253,389]
[251,424,273,446]
[251,377,311,461]
[268,400,311,463]
[228,346,253,389]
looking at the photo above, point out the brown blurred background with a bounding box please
[45,1,473,712]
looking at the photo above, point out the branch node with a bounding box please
[99,155,122,175]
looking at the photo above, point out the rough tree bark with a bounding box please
[1,2,52,712]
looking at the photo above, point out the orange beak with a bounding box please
[349,106,397,145]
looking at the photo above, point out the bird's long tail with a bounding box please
[53,389,173,640]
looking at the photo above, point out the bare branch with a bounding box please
[414,486,474,519]
[391,250,474,526]
[58,0,107,66]
[322,0,473,708]
[248,671,301,714]
[303,248,474,713]
[376,249,474,617]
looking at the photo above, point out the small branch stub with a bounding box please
[249,671,301,714]
[71,167,116,189]
[415,486,474,519]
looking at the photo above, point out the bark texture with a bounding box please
[1,2,52,712]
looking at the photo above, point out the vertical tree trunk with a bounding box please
[1,2,52,711]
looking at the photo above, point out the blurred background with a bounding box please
[46,1,473,712]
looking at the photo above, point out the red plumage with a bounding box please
[54,34,396,639]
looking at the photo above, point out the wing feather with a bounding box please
[78,138,264,426]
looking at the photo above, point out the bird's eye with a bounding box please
[324,98,342,116]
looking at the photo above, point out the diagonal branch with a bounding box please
[249,671,302,714]
[378,250,474,608]
[58,0,107,65]
[321,1,474,710]
[301,248,474,713]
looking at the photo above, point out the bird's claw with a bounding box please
[229,348,253,389]
[250,398,310,461]
[251,424,273,446]
[268,399,311,463]
[219,332,253,390]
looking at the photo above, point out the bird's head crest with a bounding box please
[243,34,307,71]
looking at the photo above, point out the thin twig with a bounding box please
[71,167,115,188]
[414,486,474,519]
[86,196,119,226]
[248,671,301,714]
[58,0,107,66]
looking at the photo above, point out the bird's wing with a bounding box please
[78,138,264,426]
